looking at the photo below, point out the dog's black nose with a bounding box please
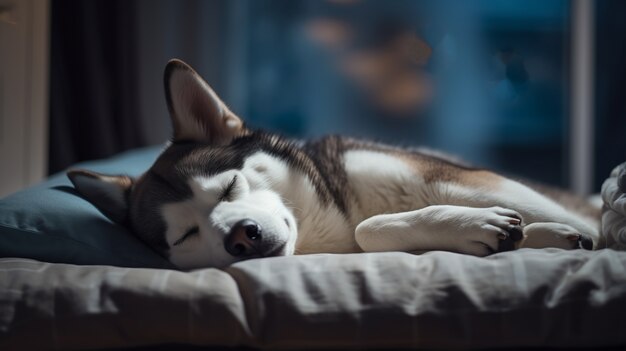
[224,219,262,257]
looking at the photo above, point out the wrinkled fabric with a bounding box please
[1,249,626,350]
[602,162,626,250]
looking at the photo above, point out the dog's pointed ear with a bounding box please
[164,59,244,144]
[67,169,133,224]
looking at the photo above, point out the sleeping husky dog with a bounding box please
[68,59,599,270]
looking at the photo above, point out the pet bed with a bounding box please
[1,146,626,350]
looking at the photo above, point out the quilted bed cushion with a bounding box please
[1,249,626,349]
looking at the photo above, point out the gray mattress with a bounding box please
[1,248,626,350]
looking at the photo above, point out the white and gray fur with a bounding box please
[68,59,599,270]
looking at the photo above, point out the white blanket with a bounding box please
[601,161,626,249]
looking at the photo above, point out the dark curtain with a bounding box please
[47,0,623,190]
[49,0,144,174]
[594,0,626,190]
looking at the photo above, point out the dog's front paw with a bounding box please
[458,207,525,256]
[520,222,593,250]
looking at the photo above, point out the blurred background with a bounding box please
[1,0,625,197]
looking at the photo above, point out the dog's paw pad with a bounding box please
[497,224,525,252]
[576,234,594,250]
[565,233,593,250]
[507,224,524,242]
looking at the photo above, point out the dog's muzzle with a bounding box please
[224,219,284,258]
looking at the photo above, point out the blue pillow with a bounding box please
[0,146,176,269]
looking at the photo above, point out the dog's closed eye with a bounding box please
[173,226,200,246]
[219,175,238,202]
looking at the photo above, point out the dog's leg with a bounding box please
[355,205,524,256]
[355,173,599,254]
[435,175,600,250]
